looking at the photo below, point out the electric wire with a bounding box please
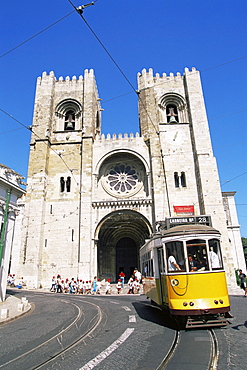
[1,2,246,216]
[67,0,137,93]
[0,1,246,120]
[0,10,75,59]
[0,108,78,185]
[66,0,247,193]
[0,127,23,135]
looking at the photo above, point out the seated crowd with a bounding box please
[50,275,111,294]
[7,268,143,295]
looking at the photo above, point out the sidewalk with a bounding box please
[0,294,32,324]
[228,285,246,296]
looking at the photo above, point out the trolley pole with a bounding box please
[0,189,11,265]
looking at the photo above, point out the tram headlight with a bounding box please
[219,299,223,304]
[214,300,218,304]
[171,279,179,286]
[183,302,188,306]
[189,302,194,306]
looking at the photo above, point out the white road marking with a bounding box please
[79,328,135,370]
[109,301,119,305]
[129,315,136,322]
[122,306,131,311]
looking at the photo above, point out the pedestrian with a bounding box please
[96,279,102,294]
[133,278,140,294]
[85,281,91,294]
[119,271,125,289]
[91,276,97,294]
[134,268,142,283]
[127,275,134,294]
[105,278,111,294]
[238,270,247,296]
[69,278,76,294]
[116,279,122,294]
[10,274,16,287]
[56,275,62,293]
[61,280,65,292]
[50,276,56,292]
[64,278,70,293]
[78,280,83,294]
[7,274,12,286]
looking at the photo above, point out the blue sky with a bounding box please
[1,0,247,237]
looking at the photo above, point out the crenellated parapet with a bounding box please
[137,67,198,91]
[37,68,96,83]
[96,132,140,140]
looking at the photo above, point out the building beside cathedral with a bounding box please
[0,164,25,301]
[10,67,245,289]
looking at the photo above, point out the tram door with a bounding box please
[157,247,165,304]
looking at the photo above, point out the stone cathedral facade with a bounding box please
[11,67,244,289]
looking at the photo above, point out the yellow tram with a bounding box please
[140,217,231,328]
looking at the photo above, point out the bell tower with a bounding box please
[14,69,102,288]
[137,67,235,283]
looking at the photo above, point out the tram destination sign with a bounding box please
[157,215,212,231]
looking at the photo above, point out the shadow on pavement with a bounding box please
[132,299,179,330]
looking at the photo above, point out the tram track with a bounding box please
[155,328,219,370]
[208,329,219,370]
[0,298,104,370]
[156,329,181,370]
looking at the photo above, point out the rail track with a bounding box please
[156,328,219,369]
[0,298,103,370]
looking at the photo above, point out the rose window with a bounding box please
[102,162,143,197]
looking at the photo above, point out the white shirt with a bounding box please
[209,251,220,268]
[168,255,179,271]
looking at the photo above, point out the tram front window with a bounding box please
[166,241,185,272]
[186,239,209,272]
[209,239,223,270]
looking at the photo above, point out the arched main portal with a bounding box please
[96,210,152,282]
[116,237,137,280]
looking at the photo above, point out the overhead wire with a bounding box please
[66,0,247,218]
[0,1,246,113]
[0,1,246,207]
[67,0,160,138]
[0,108,79,185]
[0,10,75,59]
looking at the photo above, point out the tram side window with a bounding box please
[186,239,209,272]
[158,248,165,273]
[166,241,184,272]
[141,252,154,277]
[142,259,154,277]
[209,239,223,270]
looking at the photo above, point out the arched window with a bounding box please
[60,176,71,192]
[174,172,179,188]
[174,172,187,188]
[55,99,82,131]
[158,93,188,124]
[181,172,186,187]
[60,177,65,192]
[66,177,71,192]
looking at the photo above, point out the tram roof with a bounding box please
[159,224,220,237]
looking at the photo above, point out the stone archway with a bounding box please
[96,210,152,282]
